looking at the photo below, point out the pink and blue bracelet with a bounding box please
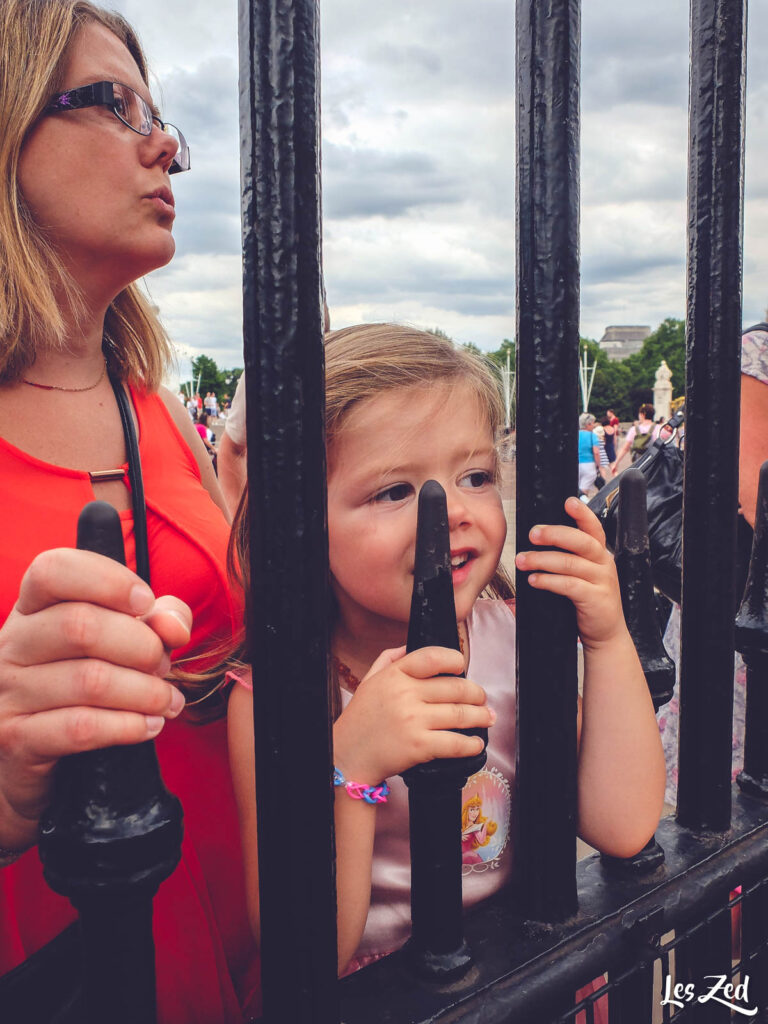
[333,767,390,805]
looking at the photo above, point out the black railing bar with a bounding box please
[514,0,581,925]
[677,0,747,830]
[338,794,768,1023]
[238,0,337,1020]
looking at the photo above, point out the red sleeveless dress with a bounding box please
[0,388,259,1022]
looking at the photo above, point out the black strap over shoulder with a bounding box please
[743,322,768,335]
[109,375,150,586]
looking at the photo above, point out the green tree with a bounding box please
[190,356,243,400]
[190,354,221,397]
[623,318,685,403]
[485,338,515,370]
[585,319,685,421]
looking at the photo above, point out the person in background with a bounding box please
[601,414,617,472]
[578,412,601,498]
[0,3,258,1018]
[612,403,660,471]
[657,324,768,806]
[592,419,610,484]
[218,371,248,516]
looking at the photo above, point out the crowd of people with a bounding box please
[0,3,764,1024]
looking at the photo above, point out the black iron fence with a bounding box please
[4,0,768,1022]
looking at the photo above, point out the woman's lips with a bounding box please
[144,189,175,217]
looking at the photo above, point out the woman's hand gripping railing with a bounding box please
[400,480,488,978]
[37,501,183,1024]
[603,469,674,877]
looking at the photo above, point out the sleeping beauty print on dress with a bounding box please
[460,765,511,874]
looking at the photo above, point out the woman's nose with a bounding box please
[147,123,180,170]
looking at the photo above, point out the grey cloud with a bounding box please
[582,254,681,286]
[323,144,463,218]
[370,43,443,77]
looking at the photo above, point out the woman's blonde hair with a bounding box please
[0,0,173,386]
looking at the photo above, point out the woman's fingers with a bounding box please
[143,596,193,652]
[6,660,185,719]
[15,549,155,617]
[6,705,170,765]
[8,602,169,673]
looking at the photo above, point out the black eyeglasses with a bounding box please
[46,81,190,174]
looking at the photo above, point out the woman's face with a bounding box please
[18,21,179,298]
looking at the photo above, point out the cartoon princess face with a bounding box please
[461,794,498,864]
[460,770,511,873]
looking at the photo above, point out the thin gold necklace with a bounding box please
[22,361,107,393]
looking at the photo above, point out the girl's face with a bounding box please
[18,22,179,296]
[327,382,507,639]
[468,803,481,822]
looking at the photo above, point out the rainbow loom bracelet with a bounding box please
[333,768,390,805]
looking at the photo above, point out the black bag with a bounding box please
[588,410,685,603]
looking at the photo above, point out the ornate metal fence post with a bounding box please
[239,0,337,1021]
[39,501,183,1024]
[515,0,581,922]
[401,481,488,977]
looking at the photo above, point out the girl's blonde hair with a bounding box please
[324,323,506,456]
[185,323,513,721]
[0,0,173,387]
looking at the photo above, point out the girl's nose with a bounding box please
[446,489,471,529]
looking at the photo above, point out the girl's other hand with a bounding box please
[0,548,191,850]
[515,496,624,651]
[332,645,495,786]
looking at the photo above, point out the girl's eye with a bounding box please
[460,471,492,489]
[373,483,413,503]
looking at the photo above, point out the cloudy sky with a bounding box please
[110,0,768,386]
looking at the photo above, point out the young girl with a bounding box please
[227,324,666,979]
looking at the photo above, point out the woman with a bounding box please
[612,403,660,471]
[656,324,768,806]
[0,3,257,1020]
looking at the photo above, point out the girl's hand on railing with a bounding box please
[514,496,625,652]
[517,498,665,855]
[0,548,191,853]
[333,645,495,786]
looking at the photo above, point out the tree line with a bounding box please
[191,317,686,424]
[447,318,686,423]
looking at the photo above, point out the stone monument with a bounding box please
[654,359,673,422]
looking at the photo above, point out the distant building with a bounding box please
[598,325,651,361]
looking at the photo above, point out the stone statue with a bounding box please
[654,359,673,422]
